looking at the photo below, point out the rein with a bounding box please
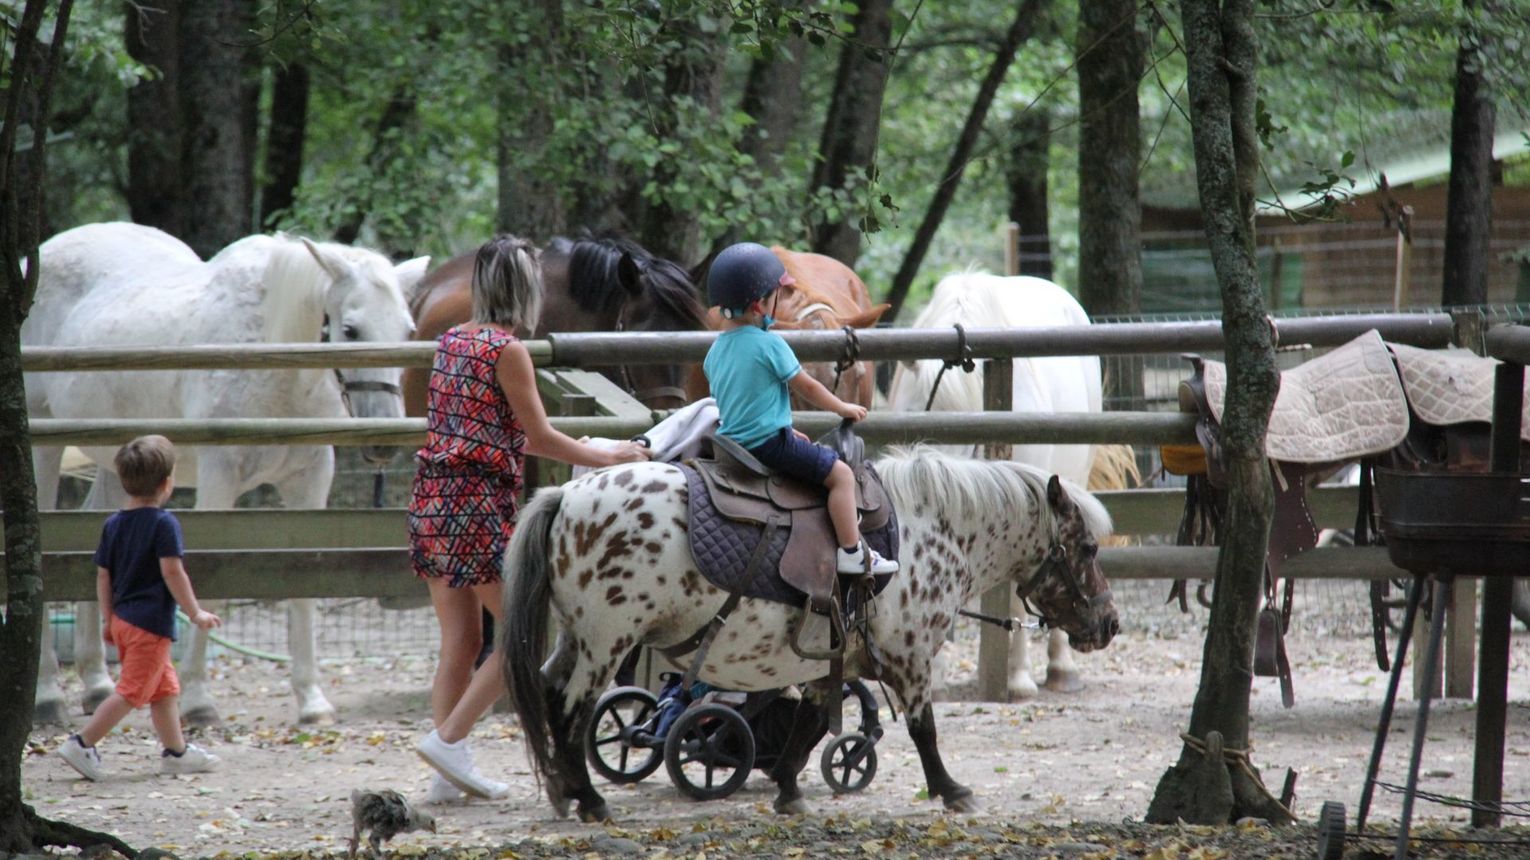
[923,323,977,412]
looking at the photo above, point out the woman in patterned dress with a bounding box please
[411,236,650,802]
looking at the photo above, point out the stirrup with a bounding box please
[790,596,846,661]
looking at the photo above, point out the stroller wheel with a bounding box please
[664,702,755,800]
[820,732,878,794]
[586,686,663,784]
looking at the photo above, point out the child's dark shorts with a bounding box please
[748,428,839,484]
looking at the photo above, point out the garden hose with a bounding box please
[49,611,292,663]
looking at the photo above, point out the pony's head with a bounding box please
[267,237,423,464]
[546,234,706,409]
[1018,474,1118,652]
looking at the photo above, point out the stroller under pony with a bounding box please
[585,672,885,801]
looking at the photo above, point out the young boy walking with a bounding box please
[703,242,897,576]
[57,435,223,781]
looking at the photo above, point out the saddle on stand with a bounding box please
[1166,329,1530,706]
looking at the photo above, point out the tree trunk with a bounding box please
[1146,0,1290,826]
[1006,105,1052,280]
[179,0,257,257]
[259,60,310,229]
[333,88,417,247]
[636,21,727,264]
[701,22,808,256]
[124,0,183,236]
[1440,0,1496,307]
[808,0,894,267]
[882,0,1043,324]
[1076,0,1143,318]
[496,0,566,241]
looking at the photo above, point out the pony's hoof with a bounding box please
[298,706,337,726]
[34,698,69,726]
[181,705,222,728]
[1007,675,1040,701]
[774,797,811,816]
[1043,667,1083,693]
[82,687,113,716]
[577,802,612,824]
[943,789,980,814]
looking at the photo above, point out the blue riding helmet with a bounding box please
[707,242,785,318]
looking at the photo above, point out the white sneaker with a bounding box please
[423,773,465,805]
[837,542,898,575]
[59,734,104,781]
[416,730,508,799]
[162,743,220,774]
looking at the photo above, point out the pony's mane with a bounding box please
[551,233,706,330]
[261,237,404,343]
[874,445,1112,538]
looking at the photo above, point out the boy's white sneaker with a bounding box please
[59,734,104,781]
[162,743,220,774]
[423,773,466,805]
[837,542,898,575]
[416,730,508,799]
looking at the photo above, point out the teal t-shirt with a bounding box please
[704,325,801,449]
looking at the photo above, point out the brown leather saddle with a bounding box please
[691,431,895,612]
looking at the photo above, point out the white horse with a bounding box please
[888,272,1127,700]
[501,447,1118,821]
[25,221,425,726]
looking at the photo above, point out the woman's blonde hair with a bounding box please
[471,235,543,332]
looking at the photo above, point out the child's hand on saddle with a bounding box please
[190,610,222,630]
[836,403,868,422]
[608,441,652,465]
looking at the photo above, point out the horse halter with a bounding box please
[322,316,402,416]
[1014,538,1111,630]
[612,297,688,408]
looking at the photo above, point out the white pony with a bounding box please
[25,221,425,725]
[888,272,1116,699]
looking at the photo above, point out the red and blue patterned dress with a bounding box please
[407,325,527,587]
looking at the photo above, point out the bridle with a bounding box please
[322,317,402,417]
[612,297,689,408]
[1014,536,1111,630]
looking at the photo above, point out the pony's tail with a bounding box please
[500,484,565,797]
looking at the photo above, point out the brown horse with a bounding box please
[687,246,889,407]
[404,234,707,417]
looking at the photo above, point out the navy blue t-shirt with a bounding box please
[93,507,185,640]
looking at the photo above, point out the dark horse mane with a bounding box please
[549,232,707,330]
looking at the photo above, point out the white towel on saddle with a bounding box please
[572,397,720,478]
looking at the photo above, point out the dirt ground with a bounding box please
[21,611,1530,858]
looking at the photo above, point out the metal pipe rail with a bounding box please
[27,411,1200,447]
[19,312,1455,372]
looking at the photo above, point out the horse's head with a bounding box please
[1017,475,1118,652]
[547,235,706,410]
[301,238,424,464]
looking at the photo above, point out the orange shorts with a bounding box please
[110,615,180,708]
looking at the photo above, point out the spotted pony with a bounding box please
[501,446,1119,822]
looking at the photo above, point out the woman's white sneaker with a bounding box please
[416,730,508,799]
[423,774,465,805]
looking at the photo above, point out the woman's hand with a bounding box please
[836,402,868,422]
[605,441,653,466]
